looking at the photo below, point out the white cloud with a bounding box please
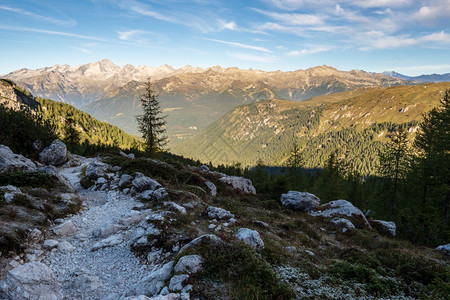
[130,6,174,22]
[204,38,272,53]
[0,24,106,41]
[360,30,450,50]
[217,20,237,31]
[287,45,333,55]
[253,8,325,26]
[345,0,412,8]
[118,30,145,40]
[228,52,277,63]
[0,5,76,26]
[413,0,450,22]
[74,47,92,54]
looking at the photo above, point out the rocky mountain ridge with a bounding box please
[383,71,450,83]
[4,60,408,142]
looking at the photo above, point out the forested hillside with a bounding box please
[173,83,450,174]
[0,79,141,155]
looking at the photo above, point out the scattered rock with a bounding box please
[174,255,204,274]
[310,200,370,227]
[219,175,256,194]
[0,145,36,173]
[58,241,75,252]
[133,173,162,192]
[206,206,234,220]
[205,181,217,196]
[38,139,67,166]
[280,191,320,212]
[0,262,63,300]
[169,274,189,292]
[331,218,355,230]
[435,243,450,255]
[368,219,396,236]
[42,239,59,250]
[52,220,77,236]
[130,261,174,296]
[119,174,133,187]
[141,188,168,201]
[164,202,187,215]
[200,165,210,172]
[92,223,123,238]
[235,228,264,250]
[28,228,42,240]
[179,234,223,254]
[91,234,123,251]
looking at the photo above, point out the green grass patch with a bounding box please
[0,171,55,188]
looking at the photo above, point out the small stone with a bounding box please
[174,255,204,274]
[169,274,189,292]
[52,220,77,236]
[42,239,59,250]
[208,224,216,229]
[206,206,234,220]
[235,228,264,250]
[58,241,75,252]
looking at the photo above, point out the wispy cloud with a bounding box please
[74,47,92,54]
[228,52,277,63]
[130,6,174,22]
[0,5,76,26]
[253,8,325,26]
[204,38,272,53]
[287,45,333,56]
[0,25,106,41]
[118,30,146,40]
[360,30,450,50]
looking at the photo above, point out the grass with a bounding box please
[0,170,56,188]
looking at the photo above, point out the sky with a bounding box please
[0,0,449,76]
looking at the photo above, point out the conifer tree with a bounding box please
[377,128,411,221]
[284,143,304,190]
[414,89,450,224]
[136,79,168,158]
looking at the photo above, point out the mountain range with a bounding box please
[3,59,410,142]
[383,71,450,83]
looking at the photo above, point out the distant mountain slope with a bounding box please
[172,82,450,174]
[4,60,408,143]
[0,79,140,151]
[383,71,450,83]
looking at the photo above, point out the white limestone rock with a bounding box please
[0,262,63,300]
[235,228,264,250]
[130,261,174,296]
[174,255,204,274]
[58,241,75,252]
[42,239,59,250]
[310,200,370,227]
[169,274,189,292]
[178,234,223,254]
[38,139,67,166]
[331,218,355,229]
[133,173,162,192]
[219,175,256,194]
[368,219,396,236]
[164,202,187,215]
[119,174,133,187]
[85,161,109,180]
[0,145,36,173]
[205,181,217,196]
[280,191,320,212]
[91,234,123,251]
[52,220,77,236]
[436,243,450,255]
[206,206,234,220]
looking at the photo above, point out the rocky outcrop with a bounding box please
[235,228,264,250]
[178,234,223,254]
[0,145,36,173]
[280,191,320,212]
[85,161,109,180]
[38,139,67,166]
[0,262,63,300]
[205,181,217,196]
[310,200,370,227]
[219,175,256,194]
[435,243,450,255]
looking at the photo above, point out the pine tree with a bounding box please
[414,89,450,224]
[136,79,168,158]
[284,142,304,191]
[377,128,411,221]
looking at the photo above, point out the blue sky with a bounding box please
[1,0,449,76]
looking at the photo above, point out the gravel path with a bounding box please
[40,163,154,300]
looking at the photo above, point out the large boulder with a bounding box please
[0,262,63,300]
[178,234,223,254]
[130,261,174,296]
[235,228,264,250]
[132,173,162,192]
[85,161,109,180]
[38,139,67,166]
[310,200,370,227]
[368,219,396,236]
[0,145,36,173]
[219,175,256,194]
[280,191,320,212]
[436,243,450,255]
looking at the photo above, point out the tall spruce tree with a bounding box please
[284,142,304,191]
[136,79,168,158]
[414,89,450,225]
[377,128,411,221]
